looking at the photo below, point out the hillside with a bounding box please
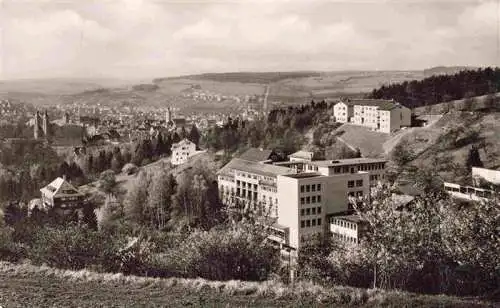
[409,111,500,180]
[0,262,493,308]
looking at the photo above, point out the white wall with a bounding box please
[472,167,500,185]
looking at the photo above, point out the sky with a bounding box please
[0,0,499,80]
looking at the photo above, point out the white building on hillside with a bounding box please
[333,101,354,123]
[171,138,196,165]
[333,99,411,133]
[444,167,499,202]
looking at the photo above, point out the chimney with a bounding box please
[62,174,67,181]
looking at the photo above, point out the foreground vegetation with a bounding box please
[0,261,493,308]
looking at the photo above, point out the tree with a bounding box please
[391,140,414,167]
[98,170,117,197]
[111,151,124,173]
[124,170,150,225]
[171,131,181,144]
[146,170,177,229]
[188,125,201,148]
[465,145,483,172]
[180,126,187,139]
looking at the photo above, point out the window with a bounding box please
[317,184,321,191]
[300,185,305,193]
[356,180,363,187]
[306,185,310,192]
[300,197,305,205]
[312,207,316,215]
[306,208,310,215]
[312,196,316,203]
[301,221,305,228]
[306,220,311,227]
[306,196,310,204]
[301,209,305,216]
[312,219,316,226]
[311,185,316,192]
[347,180,354,188]
[317,218,322,226]
[317,207,321,214]
[317,195,322,203]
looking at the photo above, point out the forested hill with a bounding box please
[368,67,500,109]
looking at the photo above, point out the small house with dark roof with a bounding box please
[238,147,278,163]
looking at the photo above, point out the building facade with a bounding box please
[217,153,387,251]
[329,214,368,245]
[333,101,354,123]
[171,138,197,165]
[335,99,411,133]
[444,167,499,202]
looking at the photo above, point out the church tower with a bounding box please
[165,107,172,124]
[34,111,41,139]
[42,110,49,138]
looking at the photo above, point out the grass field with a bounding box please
[0,261,494,308]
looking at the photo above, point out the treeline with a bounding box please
[202,100,330,156]
[368,67,500,108]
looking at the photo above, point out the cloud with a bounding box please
[0,0,498,79]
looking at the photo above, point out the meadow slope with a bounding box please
[0,261,494,308]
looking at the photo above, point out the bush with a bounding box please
[151,224,280,281]
[27,224,126,272]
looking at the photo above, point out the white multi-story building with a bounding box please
[333,101,354,123]
[171,138,196,165]
[217,151,388,252]
[333,99,411,133]
[330,214,367,245]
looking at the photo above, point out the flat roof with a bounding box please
[281,172,321,179]
[310,158,388,167]
[330,214,367,224]
[217,158,294,177]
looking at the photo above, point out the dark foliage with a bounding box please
[368,67,500,108]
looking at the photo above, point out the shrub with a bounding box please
[151,224,280,281]
[27,224,127,272]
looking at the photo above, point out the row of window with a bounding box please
[300,195,322,205]
[300,232,321,243]
[333,233,358,244]
[301,218,322,228]
[370,174,381,181]
[347,180,364,188]
[237,172,258,180]
[331,218,358,230]
[237,181,258,190]
[300,183,322,193]
[300,206,321,216]
[348,191,364,197]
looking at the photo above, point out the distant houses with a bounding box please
[333,98,411,133]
